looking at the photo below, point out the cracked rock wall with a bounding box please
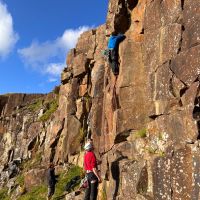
[0,0,200,199]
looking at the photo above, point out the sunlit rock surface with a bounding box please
[1,0,200,199]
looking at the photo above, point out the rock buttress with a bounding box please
[1,0,200,199]
[60,0,200,199]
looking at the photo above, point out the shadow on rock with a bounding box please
[111,155,128,200]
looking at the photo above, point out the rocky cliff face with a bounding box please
[0,93,46,166]
[1,0,200,199]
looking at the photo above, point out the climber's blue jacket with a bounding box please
[107,34,125,49]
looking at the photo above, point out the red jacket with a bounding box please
[84,151,97,171]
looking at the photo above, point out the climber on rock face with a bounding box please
[107,31,126,75]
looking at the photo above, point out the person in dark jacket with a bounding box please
[84,142,101,200]
[47,163,57,200]
[107,32,126,75]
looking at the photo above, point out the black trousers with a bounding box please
[47,185,55,198]
[84,172,98,200]
[109,49,119,75]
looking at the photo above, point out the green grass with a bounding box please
[53,165,83,199]
[39,99,58,122]
[0,188,10,200]
[17,165,83,200]
[21,152,42,170]
[16,175,25,187]
[0,165,83,200]
[135,128,147,138]
[0,175,25,199]
[146,147,156,154]
[17,185,47,200]
[33,152,42,166]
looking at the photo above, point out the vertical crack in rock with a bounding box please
[180,86,189,97]
[196,121,200,140]
[111,155,128,199]
[39,129,46,147]
[126,0,138,11]
[140,28,144,34]
[181,0,185,10]
[113,0,137,33]
[93,30,97,57]
[49,119,65,162]
[171,185,174,200]
[7,148,14,163]
[192,85,200,139]
[88,62,95,96]
[177,25,185,54]
[27,136,37,151]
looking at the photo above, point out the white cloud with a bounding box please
[58,26,90,49]
[0,1,19,58]
[48,78,58,83]
[18,40,58,67]
[18,26,91,80]
[45,63,64,76]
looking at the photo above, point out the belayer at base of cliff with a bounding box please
[83,141,101,200]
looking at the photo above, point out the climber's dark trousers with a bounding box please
[109,49,119,75]
[84,172,98,200]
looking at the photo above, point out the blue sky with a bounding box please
[0,0,108,94]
